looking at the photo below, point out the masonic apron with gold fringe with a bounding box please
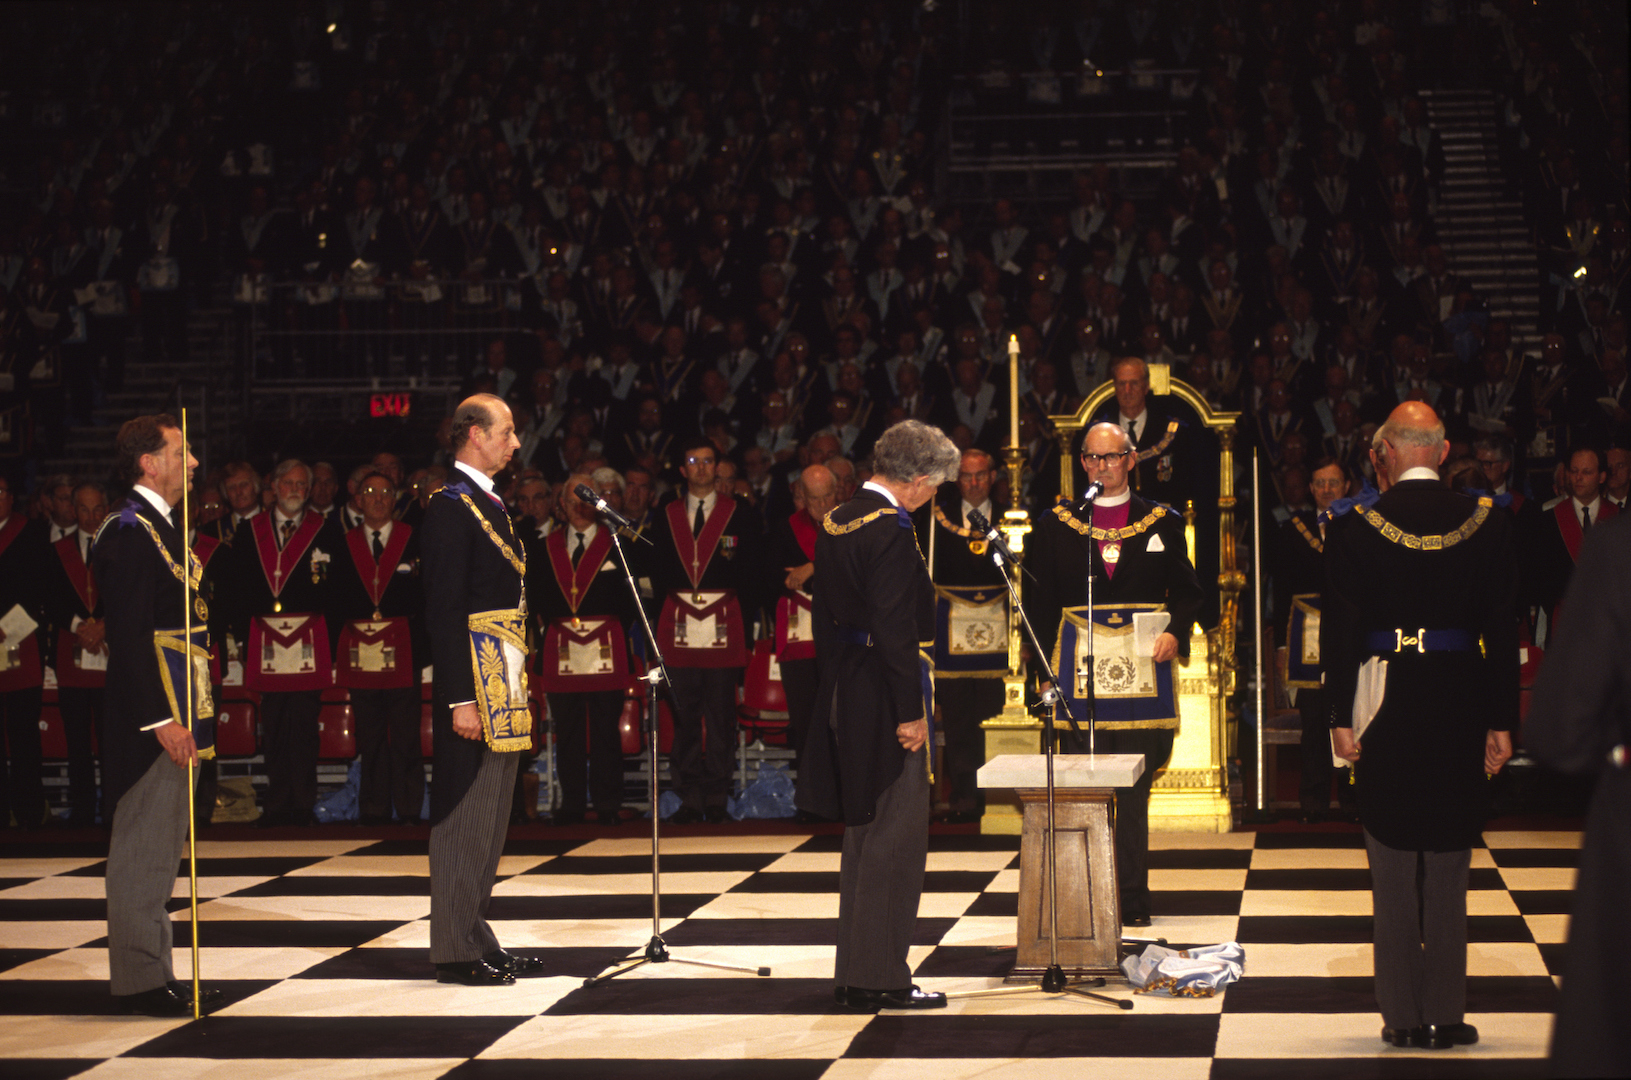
[932,584,1008,678]
[1049,603,1179,729]
[454,493,534,752]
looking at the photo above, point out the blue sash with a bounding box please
[1285,594,1322,689]
[154,626,215,758]
[1048,604,1179,729]
[932,584,1008,678]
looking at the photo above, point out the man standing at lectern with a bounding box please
[796,419,961,1012]
[1324,402,1517,1050]
[1027,421,1204,927]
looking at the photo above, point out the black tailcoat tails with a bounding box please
[93,498,202,812]
[1321,480,1519,851]
[796,488,934,826]
[421,474,529,825]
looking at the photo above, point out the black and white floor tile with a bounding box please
[0,827,1574,1078]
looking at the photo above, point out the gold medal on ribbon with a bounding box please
[969,540,988,556]
[195,597,209,621]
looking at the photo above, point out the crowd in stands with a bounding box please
[0,0,1625,824]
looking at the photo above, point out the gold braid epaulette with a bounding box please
[1357,496,1493,550]
[1292,515,1323,553]
[458,494,527,575]
[1053,500,1168,540]
[1136,418,1180,463]
[932,504,979,538]
[822,506,898,535]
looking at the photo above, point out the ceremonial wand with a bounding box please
[181,406,201,1020]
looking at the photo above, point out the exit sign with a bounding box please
[371,393,412,418]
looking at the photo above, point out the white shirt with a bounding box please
[1118,408,1149,443]
[862,480,900,507]
[454,459,497,497]
[1398,466,1439,482]
[566,521,599,554]
[684,490,717,526]
[49,522,76,544]
[1572,496,1602,526]
[362,520,394,550]
[132,484,179,730]
[961,498,992,529]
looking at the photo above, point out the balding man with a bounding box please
[768,464,841,780]
[1027,421,1204,927]
[421,394,543,985]
[1324,402,1518,1050]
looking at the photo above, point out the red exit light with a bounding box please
[371,393,412,418]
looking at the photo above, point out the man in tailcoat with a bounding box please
[1525,513,1631,1079]
[796,419,961,1012]
[94,414,221,1015]
[1027,421,1204,927]
[1324,402,1518,1050]
[422,394,546,986]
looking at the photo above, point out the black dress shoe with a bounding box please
[483,950,548,978]
[833,985,848,1005]
[1416,1023,1478,1049]
[670,807,705,825]
[702,806,730,824]
[118,985,196,1017]
[844,985,947,1011]
[434,959,515,986]
[552,808,585,826]
[1381,1025,1421,1047]
[165,981,223,1008]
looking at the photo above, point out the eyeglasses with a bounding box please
[685,455,716,466]
[360,486,395,496]
[1082,451,1132,466]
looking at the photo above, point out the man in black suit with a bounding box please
[1325,402,1518,1050]
[648,438,764,823]
[43,481,110,825]
[329,471,427,826]
[422,393,545,986]
[1027,421,1205,927]
[922,449,1009,823]
[224,460,343,827]
[796,419,960,1012]
[531,475,637,826]
[94,414,221,1015]
[0,474,48,828]
[1524,513,1631,1079]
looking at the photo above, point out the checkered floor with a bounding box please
[0,825,1574,1079]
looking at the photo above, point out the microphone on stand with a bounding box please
[1079,480,1105,504]
[574,483,652,544]
[966,509,1017,566]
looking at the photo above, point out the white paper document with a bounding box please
[0,604,38,644]
[1333,656,1388,767]
[1132,611,1172,656]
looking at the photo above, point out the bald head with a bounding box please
[798,463,840,521]
[1376,401,1448,483]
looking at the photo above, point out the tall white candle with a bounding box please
[1008,334,1020,448]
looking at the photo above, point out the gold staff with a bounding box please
[181,406,201,1020]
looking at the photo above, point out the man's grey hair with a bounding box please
[590,466,624,493]
[871,420,960,485]
[1377,413,1445,450]
[43,473,74,496]
[272,458,311,484]
[1472,436,1511,463]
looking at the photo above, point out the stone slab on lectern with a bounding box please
[978,753,1146,979]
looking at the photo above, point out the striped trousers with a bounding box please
[106,751,192,995]
[428,750,521,964]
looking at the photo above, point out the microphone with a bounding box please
[1080,480,1105,503]
[966,509,1017,566]
[574,483,647,543]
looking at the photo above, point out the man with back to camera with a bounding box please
[796,419,962,1012]
[94,414,222,1015]
[1026,421,1203,928]
[421,393,546,985]
[1324,402,1518,1050]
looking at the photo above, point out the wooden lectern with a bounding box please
[978,753,1145,979]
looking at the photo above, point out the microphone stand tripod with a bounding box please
[943,509,1129,1011]
[582,511,771,987]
